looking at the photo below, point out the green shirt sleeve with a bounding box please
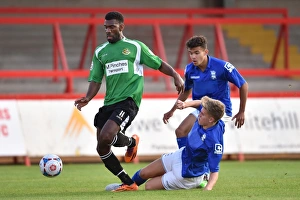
[138,41,162,70]
[88,51,104,83]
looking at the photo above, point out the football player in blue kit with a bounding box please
[163,35,248,149]
[106,96,225,191]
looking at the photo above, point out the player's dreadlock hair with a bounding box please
[105,11,124,23]
[186,35,207,49]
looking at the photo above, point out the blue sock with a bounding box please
[132,169,147,186]
[176,137,187,148]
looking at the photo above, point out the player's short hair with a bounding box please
[186,35,207,49]
[105,11,124,23]
[201,96,225,122]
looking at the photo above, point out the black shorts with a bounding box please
[94,98,139,133]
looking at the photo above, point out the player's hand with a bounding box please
[203,186,212,191]
[74,97,90,111]
[174,76,184,95]
[163,111,174,124]
[232,111,245,128]
[176,100,186,110]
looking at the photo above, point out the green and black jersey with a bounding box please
[89,37,162,107]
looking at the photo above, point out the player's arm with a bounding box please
[158,60,184,94]
[239,82,248,114]
[163,89,191,124]
[224,62,248,128]
[170,89,192,112]
[205,140,223,190]
[232,82,248,128]
[75,53,103,111]
[204,172,218,191]
[205,156,221,191]
[74,81,101,111]
[138,41,184,94]
[85,81,101,101]
[176,99,201,110]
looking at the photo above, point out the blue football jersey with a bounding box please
[181,119,225,178]
[184,55,246,116]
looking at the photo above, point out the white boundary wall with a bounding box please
[0,98,300,157]
[0,100,27,156]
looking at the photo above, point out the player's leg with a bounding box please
[141,157,169,190]
[94,104,137,190]
[140,158,165,179]
[145,176,164,190]
[109,98,140,163]
[106,157,165,191]
[132,150,182,190]
[175,113,197,148]
[97,120,136,188]
[149,148,188,190]
[131,157,166,190]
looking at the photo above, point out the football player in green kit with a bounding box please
[74,11,184,192]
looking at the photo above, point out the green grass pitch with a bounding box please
[1,160,300,200]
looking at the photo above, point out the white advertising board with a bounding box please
[13,98,300,157]
[0,100,27,156]
[17,100,99,156]
[228,98,300,154]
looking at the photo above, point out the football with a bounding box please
[39,154,63,178]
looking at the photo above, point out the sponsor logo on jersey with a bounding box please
[191,75,200,79]
[122,48,130,55]
[210,70,216,80]
[214,144,223,154]
[105,60,129,76]
[224,62,235,73]
[90,61,93,71]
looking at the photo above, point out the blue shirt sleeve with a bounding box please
[223,62,246,88]
[184,64,193,91]
[207,146,223,172]
[207,121,225,172]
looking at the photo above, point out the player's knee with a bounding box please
[96,145,101,155]
[96,134,113,155]
[96,142,111,155]
[175,127,186,138]
[100,132,114,145]
[138,168,148,179]
[144,182,153,190]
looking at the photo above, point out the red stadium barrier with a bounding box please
[0,7,299,97]
[0,68,300,99]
